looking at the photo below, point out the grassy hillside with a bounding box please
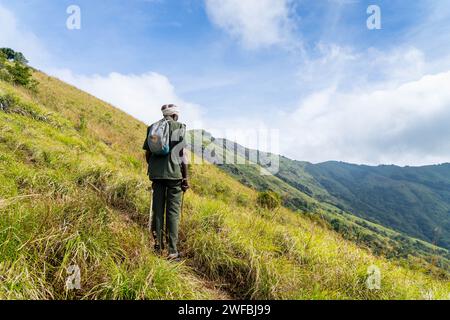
[0,67,449,299]
[192,133,450,272]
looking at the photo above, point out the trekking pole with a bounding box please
[180,191,185,225]
[148,188,153,232]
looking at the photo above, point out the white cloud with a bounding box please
[50,69,204,127]
[204,44,446,166]
[0,4,49,68]
[297,43,427,93]
[205,0,296,49]
[0,3,203,129]
[280,70,450,165]
[2,2,449,166]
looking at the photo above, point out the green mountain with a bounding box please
[276,160,450,250]
[1,53,449,299]
[188,132,450,271]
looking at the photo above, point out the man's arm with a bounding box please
[180,148,189,192]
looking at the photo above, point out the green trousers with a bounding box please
[151,179,183,254]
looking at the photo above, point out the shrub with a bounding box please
[257,191,281,210]
[6,62,37,89]
[0,68,12,82]
[236,193,250,206]
[213,182,231,198]
[0,93,18,112]
[0,49,37,90]
[0,92,52,123]
[0,51,7,69]
[77,115,87,132]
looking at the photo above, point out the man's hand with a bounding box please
[181,179,189,193]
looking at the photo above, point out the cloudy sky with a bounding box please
[1,0,450,165]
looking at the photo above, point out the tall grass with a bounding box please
[1,73,449,300]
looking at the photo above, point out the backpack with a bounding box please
[147,118,170,156]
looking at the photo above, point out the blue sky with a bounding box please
[1,0,450,165]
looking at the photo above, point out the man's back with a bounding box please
[143,118,186,180]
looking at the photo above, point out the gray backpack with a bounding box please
[147,119,170,156]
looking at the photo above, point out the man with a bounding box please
[143,104,189,261]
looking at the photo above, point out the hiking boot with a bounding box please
[167,252,181,262]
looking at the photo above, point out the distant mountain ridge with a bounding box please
[278,160,450,250]
[188,130,450,252]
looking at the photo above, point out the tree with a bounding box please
[0,48,36,90]
[0,48,29,64]
[13,52,29,64]
[6,61,34,87]
[0,48,16,60]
